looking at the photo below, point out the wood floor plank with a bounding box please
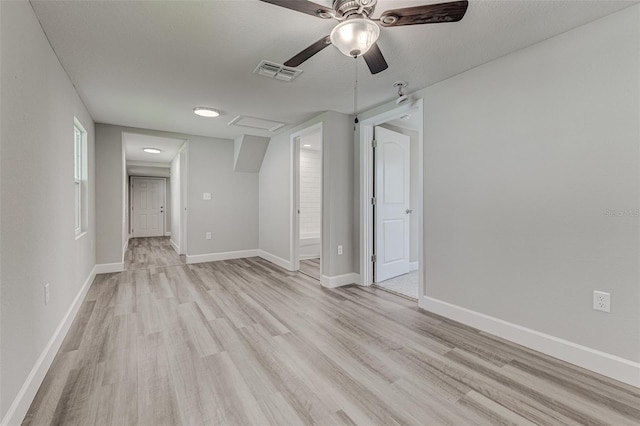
[23,237,640,425]
[21,351,77,426]
[136,332,181,426]
[299,257,320,280]
[457,390,538,426]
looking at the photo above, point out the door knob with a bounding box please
[406,209,413,214]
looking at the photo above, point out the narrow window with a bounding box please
[74,119,87,236]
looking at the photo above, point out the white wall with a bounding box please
[95,124,125,265]
[1,1,96,420]
[421,5,640,363]
[259,128,293,263]
[323,112,356,277]
[299,147,322,238]
[259,111,355,279]
[187,136,258,257]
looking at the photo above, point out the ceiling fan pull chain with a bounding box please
[354,57,359,125]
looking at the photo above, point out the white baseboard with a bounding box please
[169,238,180,254]
[321,273,359,289]
[186,249,259,264]
[410,261,419,271]
[94,262,124,274]
[164,232,171,237]
[420,296,640,388]
[257,250,293,271]
[1,266,97,426]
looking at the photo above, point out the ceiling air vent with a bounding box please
[253,60,303,82]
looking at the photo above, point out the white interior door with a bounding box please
[374,126,411,282]
[132,177,165,238]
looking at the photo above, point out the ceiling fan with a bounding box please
[259,0,469,74]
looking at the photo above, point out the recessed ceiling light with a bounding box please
[193,107,220,118]
[143,148,162,154]
[303,144,311,147]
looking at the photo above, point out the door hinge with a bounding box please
[371,254,376,262]
[371,139,377,148]
[371,197,376,205]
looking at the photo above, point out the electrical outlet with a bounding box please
[337,245,343,256]
[203,192,212,200]
[205,232,212,240]
[593,290,610,313]
[44,283,50,305]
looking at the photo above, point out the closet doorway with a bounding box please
[360,100,424,301]
[292,123,323,280]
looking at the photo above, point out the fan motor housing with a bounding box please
[332,0,376,19]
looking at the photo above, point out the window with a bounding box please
[74,118,87,236]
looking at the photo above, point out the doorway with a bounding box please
[360,100,423,300]
[131,177,166,238]
[292,123,323,281]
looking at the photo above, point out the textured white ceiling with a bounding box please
[30,0,637,140]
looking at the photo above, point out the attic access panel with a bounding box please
[228,115,286,132]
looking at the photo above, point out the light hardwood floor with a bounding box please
[124,237,185,271]
[299,258,320,281]
[23,238,640,425]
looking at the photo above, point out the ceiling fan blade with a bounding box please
[259,0,333,19]
[363,43,388,75]
[284,36,332,67]
[379,0,468,27]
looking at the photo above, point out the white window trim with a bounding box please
[74,118,87,237]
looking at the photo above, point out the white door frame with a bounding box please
[290,122,323,273]
[130,176,166,238]
[359,98,424,297]
[179,143,189,255]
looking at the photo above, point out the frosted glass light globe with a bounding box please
[330,18,380,57]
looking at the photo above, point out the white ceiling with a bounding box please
[123,133,185,162]
[30,0,637,140]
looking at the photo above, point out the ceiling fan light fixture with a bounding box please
[330,18,380,58]
[193,107,220,118]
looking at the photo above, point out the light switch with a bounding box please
[203,192,212,200]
